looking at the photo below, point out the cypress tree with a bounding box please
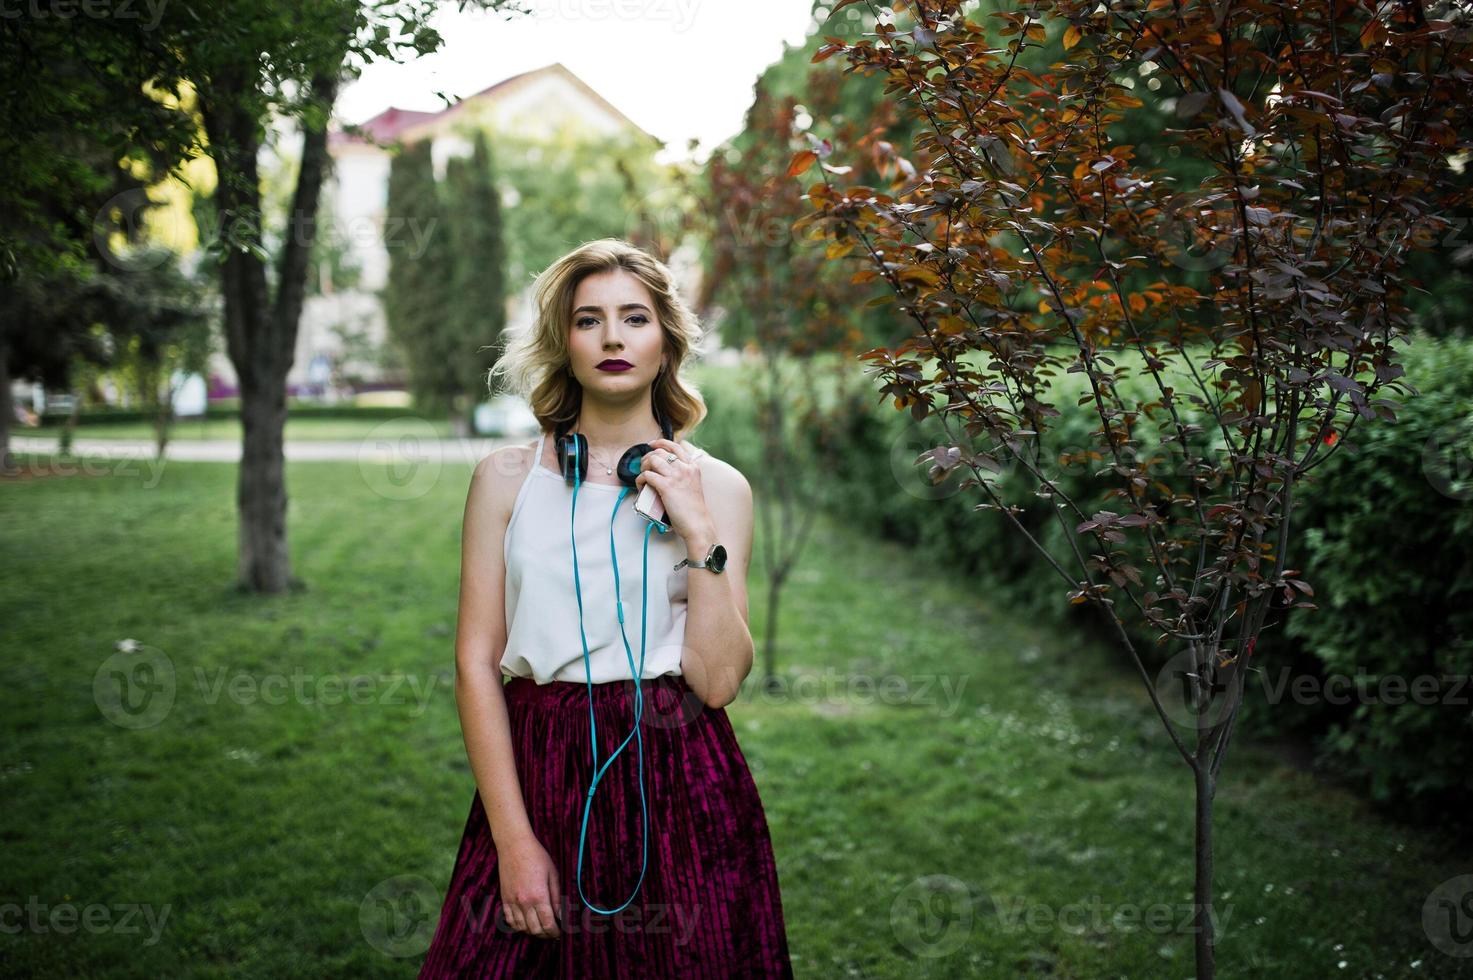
[444,130,508,436]
[382,139,457,418]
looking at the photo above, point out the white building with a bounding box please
[208,62,712,402]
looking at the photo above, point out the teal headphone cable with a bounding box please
[567,436,672,915]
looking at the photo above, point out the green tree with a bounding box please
[495,123,667,288]
[0,14,196,473]
[445,132,508,434]
[382,140,457,421]
[801,1,1471,975]
[168,0,523,592]
[99,247,217,460]
[699,73,878,691]
[3,0,524,588]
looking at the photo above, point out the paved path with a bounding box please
[9,435,524,464]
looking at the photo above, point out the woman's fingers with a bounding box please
[529,899,560,938]
[503,898,561,939]
[548,868,564,924]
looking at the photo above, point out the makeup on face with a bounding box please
[571,292,662,378]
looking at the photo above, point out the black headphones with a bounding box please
[554,407,675,488]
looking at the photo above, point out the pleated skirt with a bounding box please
[417,672,794,979]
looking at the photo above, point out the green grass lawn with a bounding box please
[2,454,1467,978]
[21,416,465,442]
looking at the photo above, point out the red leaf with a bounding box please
[787,150,818,178]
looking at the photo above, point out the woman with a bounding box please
[418,239,794,978]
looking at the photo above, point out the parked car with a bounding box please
[474,395,539,437]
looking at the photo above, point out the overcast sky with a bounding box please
[336,1,824,164]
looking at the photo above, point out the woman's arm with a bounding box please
[676,458,756,710]
[453,445,534,845]
[453,443,563,938]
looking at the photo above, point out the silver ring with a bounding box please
[665,452,678,462]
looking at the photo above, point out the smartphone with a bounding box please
[633,483,669,530]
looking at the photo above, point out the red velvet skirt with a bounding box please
[417,672,794,978]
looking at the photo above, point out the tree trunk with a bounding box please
[237,370,293,591]
[1195,731,1217,978]
[449,403,471,438]
[0,334,13,476]
[761,570,783,692]
[62,384,80,456]
[202,66,339,594]
[144,358,170,461]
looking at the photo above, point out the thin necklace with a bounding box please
[574,429,662,475]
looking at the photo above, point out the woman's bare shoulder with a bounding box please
[472,436,542,515]
[680,441,747,488]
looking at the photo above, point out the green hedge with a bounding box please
[39,402,420,426]
[1250,334,1473,807]
[694,337,1472,812]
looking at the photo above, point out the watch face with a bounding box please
[709,544,728,572]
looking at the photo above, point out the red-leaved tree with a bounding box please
[796,0,1473,975]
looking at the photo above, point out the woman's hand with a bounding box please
[496,832,563,939]
[636,438,717,545]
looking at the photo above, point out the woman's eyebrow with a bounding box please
[572,304,651,314]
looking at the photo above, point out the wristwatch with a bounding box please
[675,543,727,574]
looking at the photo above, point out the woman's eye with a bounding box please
[574,314,647,327]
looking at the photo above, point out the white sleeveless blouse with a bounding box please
[499,431,704,684]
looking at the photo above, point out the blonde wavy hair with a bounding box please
[487,238,708,443]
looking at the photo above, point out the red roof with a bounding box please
[330,107,442,147]
[330,63,656,149]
